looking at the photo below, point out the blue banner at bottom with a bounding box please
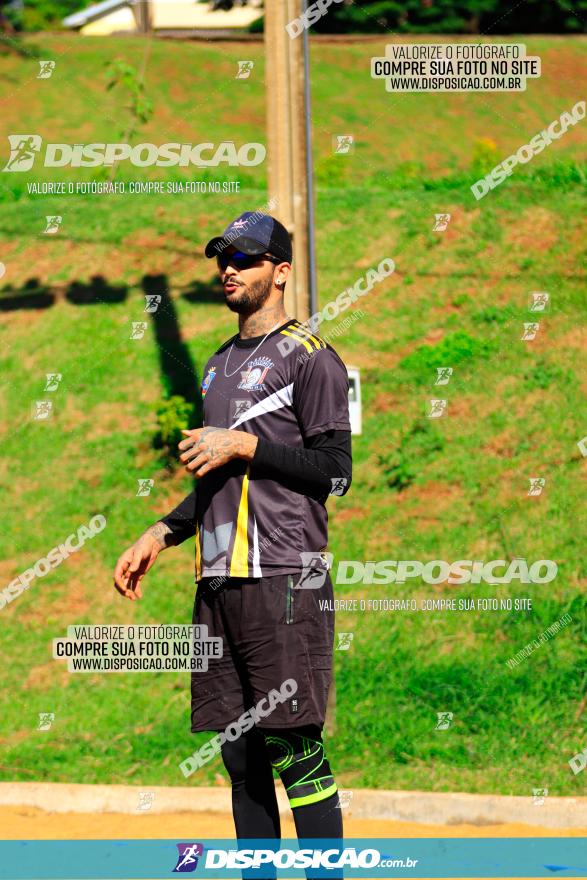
[1,838,586,880]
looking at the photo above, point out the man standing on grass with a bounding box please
[113,212,352,854]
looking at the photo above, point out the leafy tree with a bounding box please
[9,0,80,31]
[10,0,587,33]
[105,58,154,141]
[308,0,587,34]
[104,58,154,179]
[243,0,587,34]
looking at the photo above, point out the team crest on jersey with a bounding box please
[201,367,216,397]
[238,356,273,392]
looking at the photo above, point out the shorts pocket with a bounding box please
[285,574,294,624]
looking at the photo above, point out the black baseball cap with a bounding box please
[205,212,292,263]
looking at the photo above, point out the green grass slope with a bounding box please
[0,35,586,795]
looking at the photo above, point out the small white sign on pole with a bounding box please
[346,365,362,435]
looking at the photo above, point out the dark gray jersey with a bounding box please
[194,319,351,578]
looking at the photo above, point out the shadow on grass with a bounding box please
[66,276,128,305]
[0,272,205,425]
[0,278,53,310]
[181,277,224,304]
[0,274,223,310]
[142,274,203,425]
[0,276,129,310]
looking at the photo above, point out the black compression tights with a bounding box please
[219,725,343,842]
[220,725,281,839]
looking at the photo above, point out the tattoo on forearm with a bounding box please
[145,521,174,549]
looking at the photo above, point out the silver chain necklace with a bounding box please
[223,319,286,378]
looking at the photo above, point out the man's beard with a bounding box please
[224,274,272,314]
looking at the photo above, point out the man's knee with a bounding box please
[220,732,248,782]
[221,727,270,783]
[262,727,338,808]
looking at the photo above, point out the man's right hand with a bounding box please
[113,527,169,601]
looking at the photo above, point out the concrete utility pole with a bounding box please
[264,0,316,323]
[132,0,152,33]
[264,0,333,732]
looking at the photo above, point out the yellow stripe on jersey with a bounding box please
[280,328,313,353]
[305,333,326,350]
[285,321,326,351]
[195,523,202,581]
[230,466,250,577]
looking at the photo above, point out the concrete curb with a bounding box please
[0,783,586,828]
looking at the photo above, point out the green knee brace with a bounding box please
[264,732,338,808]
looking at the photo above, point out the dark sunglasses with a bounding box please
[217,250,281,272]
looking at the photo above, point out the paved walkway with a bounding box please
[1,782,586,838]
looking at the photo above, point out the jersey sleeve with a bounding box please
[159,489,197,544]
[252,430,352,498]
[292,346,351,439]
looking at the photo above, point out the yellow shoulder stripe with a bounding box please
[280,322,326,351]
[280,328,313,353]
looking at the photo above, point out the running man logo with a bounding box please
[338,789,353,809]
[336,632,354,651]
[4,135,42,172]
[230,399,252,422]
[32,400,53,421]
[529,292,550,312]
[435,367,453,386]
[435,711,453,730]
[295,551,333,589]
[37,60,56,79]
[130,321,148,340]
[528,477,546,497]
[144,294,161,313]
[521,322,540,341]
[44,216,62,235]
[427,398,447,418]
[173,843,204,873]
[334,134,354,154]
[3,136,265,171]
[433,213,451,231]
[236,61,254,79]
[44,373,62,391]
[37,712,55,731]
[136,479,154,497]
[137,791,155,811]
[330,477,348,496]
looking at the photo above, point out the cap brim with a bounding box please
[205,235,267,259]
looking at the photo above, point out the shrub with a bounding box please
[379,418,444,491]
[399,331,493,384]
[153,395,194,464]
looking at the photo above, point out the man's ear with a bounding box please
[275,262,291,287]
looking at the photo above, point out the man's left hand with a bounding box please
[179,427,258,477]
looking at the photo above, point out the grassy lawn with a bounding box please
[0,34,586,796]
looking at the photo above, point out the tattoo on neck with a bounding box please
[240,308,288,339]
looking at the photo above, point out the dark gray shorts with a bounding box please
[190,572,334,732]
